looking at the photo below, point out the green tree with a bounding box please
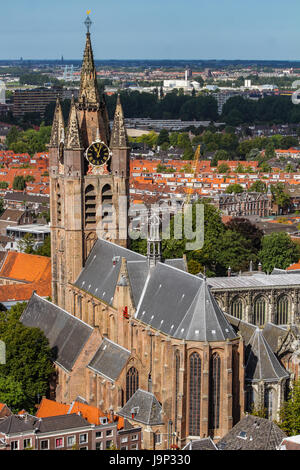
[226,218,264,253]
[34,236,51,257]
[271,183,292,211]
[249,181,267,193]
[17,233,35,254]
[258,232,300,272]
[0,303,54,413]
[278,379,300,436]
[217,163,230,174]
[12,175,26,191]
[225,184,244,194]
[157,129,170,146]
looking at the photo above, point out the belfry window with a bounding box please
[85,185,96,226]
[209,353,221,430]
[126,367,139,402]
[101,184,113,231]
[230,297,243,320]
[253,296,266,326]
[189,352,201,436]
[276,296,289,325]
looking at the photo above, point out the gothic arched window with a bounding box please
[253,296,266,326]
[101,184,113,231]
[85,184,96,226]
[209,353,221,430]
[230,297,243,320]
[264,388,274,420]
[276,296,289,325]
[189,352,201,436]
[126,367,139,402]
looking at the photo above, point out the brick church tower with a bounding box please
[49,16,130,309]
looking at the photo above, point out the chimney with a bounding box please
[227,266,231,277]
[110,409,114,422]
[258,262,262,272]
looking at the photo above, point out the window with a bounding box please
[67,436,76,447]
[175,351,180,433]
[23,439,32,449]
[95,431,102,439]
[85,185,96,226]
[106,429,113,437]
[131,434,138,441]
[79,434,87,444]
[189,352,201,436]
[126,367,139,402]
[154,433,161,445]
[265,388,274,420]
[121,437,128,443]
[253,296,266,326]
[121,446,128,450]
[131,443,138,450]
[230,297,243,320]
[11,440,19,450]
[40,440,49,450]
[276,296,289,325]
[80,447,88,450]
[96,442,103,450]
[106,440,113,449]
[209,353,221,430]
[55,437,63,448]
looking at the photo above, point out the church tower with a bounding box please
[49,14,130,309]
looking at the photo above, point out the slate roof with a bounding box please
[245,328,289,382]
[75,238,237,343]
[118,389,163,426]
[182,437,218,450]
[34,413,91,433]
[262,323,289,353]
[87,337,130,382]
[217,415,287,450]
[74,238,145,306]
[224,313,257,345]
[20,293,93,372]
[172,279,237,342]
[0,414,36,435]
[207,273,300,290]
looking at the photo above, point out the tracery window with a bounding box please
[230,297,243,320]
[57,183,61,223]
[126,367,139,402]
[276,296,289,325]
[209,353,221,430]
[264,388,274,420]
[189,352,201,436]
[101,184,113,232]
[253,296,266,326]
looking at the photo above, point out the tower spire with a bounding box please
[147,211,162,268]
[49,97,64,148]
[78,14,100,108]
[110,94,128,148]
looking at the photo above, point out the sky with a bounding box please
[1,0,300,60]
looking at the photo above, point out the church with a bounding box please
[20,18,300,450]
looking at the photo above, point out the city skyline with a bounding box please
[2,0,300,61]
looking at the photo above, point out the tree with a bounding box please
[258,232,300,272]
[211,149,230,166]
[278,378,300,436]
[17,233,35,254]
[225,184,244,194]
[217,163,230,174]
[0,303,54,413]
[34,235,51,257]
[157,129,170,146]
[249,181,267,193]
[271,183,292,212]
[226,218,264,253]
[12,175,26,191]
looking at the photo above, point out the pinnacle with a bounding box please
[110,94,128,148]
[65,97,82,149]
[49,97,65,148]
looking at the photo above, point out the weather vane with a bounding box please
[84,10,92,33]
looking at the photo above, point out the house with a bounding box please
[279,435,300,450]
[217,415,287,450]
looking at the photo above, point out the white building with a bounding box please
[0,81,5,105]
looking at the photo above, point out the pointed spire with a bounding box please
[110,94,128,148]
[65,96,82,149]
[49,97,65,147]
[78,32,100,107]
[173,279,237,342]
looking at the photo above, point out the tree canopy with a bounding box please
[0,303,54,413]
[258,232,300,272]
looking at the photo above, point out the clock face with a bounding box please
[86,142,111,167]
